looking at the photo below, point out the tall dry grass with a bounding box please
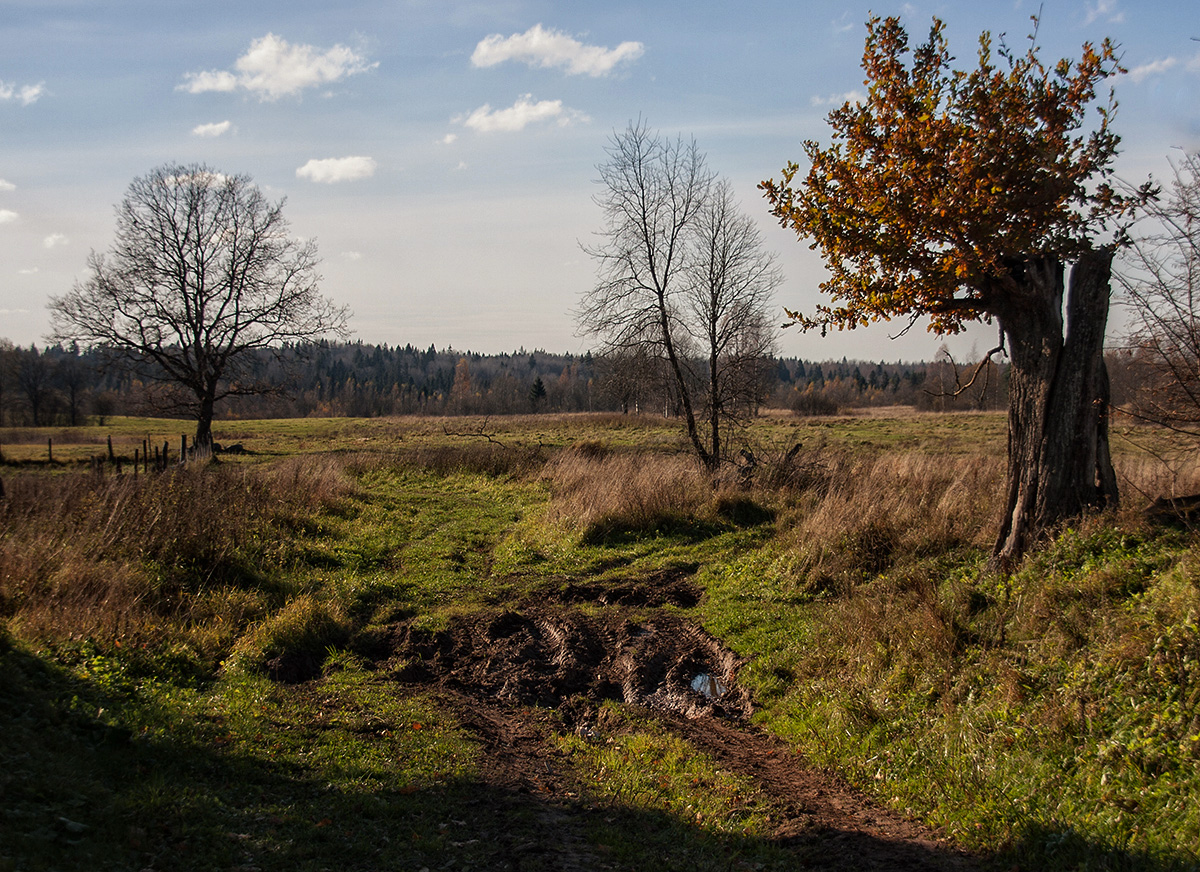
[0,455,358,661]
[775,450,1004,589]
[541,445,720,542]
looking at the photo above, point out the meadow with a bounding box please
[1,410,1198,871]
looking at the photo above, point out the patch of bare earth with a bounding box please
[370,572,983,871]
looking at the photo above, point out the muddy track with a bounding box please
[367,575,984,871]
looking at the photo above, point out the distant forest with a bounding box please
[0,338,1144,427]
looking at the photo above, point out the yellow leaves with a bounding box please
[763,12,1135,335]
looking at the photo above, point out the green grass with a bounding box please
[4,412,1200,871]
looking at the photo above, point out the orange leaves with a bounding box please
[762,13,1141,335]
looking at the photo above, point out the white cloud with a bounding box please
[1188,52,1200,74]
[440,133,458,145]
[165,170,228,188]
[811,90,866,107]
[43,233,68,249]
[180,70,238,94]
[1084,0,1124,25]
[832,12,855,34]
[0,80,44,105]
[179,33,376,101]
[1127,58,1177,83]
[341,251,363,261]
[192,120,233,137]
[460,94,586,133]
[471,24,643,77]
[0,307,31,312]
[17,268,38,275]
[0,178,14,192]
[0,209,18,223]
[296,156,377,184]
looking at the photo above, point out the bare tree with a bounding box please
[684,179,781,464]
[49,163,348,452]
[1117,152,1200,434]
[580,122,779,470]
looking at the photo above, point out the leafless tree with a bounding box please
[49,163,348,452]
[684,179,781,463]
[1116,152,1200,435]
[579,122,780,470]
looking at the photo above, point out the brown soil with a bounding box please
[369,577,984,871]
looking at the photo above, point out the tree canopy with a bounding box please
[762,15,1148,336]
[581,121,779,470]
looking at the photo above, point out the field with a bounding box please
[2,410,1199,871]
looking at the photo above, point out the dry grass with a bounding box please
[541,445,728,542]
[0,455,358,664]
[772,450,1003,595]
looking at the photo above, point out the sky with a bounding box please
[2,0,1199,363]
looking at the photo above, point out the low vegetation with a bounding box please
[2,412,1198,870]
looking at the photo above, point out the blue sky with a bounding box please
[2,0,1198,361]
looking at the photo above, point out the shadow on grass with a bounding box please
[1,638,1194,872]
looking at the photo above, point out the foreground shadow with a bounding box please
[1,640,1194,872]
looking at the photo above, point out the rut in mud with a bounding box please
[361,573,982,871]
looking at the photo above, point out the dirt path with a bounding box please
[376,587,985,871]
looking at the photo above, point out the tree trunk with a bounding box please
[194,391,216,456]
[657,300,713,470]
[992,250,1118,568]
[709,348,721,469]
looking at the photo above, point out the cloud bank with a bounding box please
[43,233,68,249]
[179,34,375,100]
[471,24,643,77]
[296,156,377,183]
[0,179,14,192]
[0,209,18,224]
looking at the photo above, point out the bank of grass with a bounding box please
[696,449,1200,869]
[3,412,1200,870]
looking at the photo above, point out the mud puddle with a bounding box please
[363,577,981,870]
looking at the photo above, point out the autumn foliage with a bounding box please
[762,16,1143,335]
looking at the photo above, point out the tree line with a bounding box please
[0,338,1050,427]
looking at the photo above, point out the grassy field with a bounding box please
[2,410,1198,871]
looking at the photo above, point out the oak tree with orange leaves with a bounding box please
[762,16,1153,566]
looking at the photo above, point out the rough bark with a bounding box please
[195,390,216,455]
[993,250,1118,568]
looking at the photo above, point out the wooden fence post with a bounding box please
[107,435,115,463]
[47,438,53,464]
[181,434,187,464]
